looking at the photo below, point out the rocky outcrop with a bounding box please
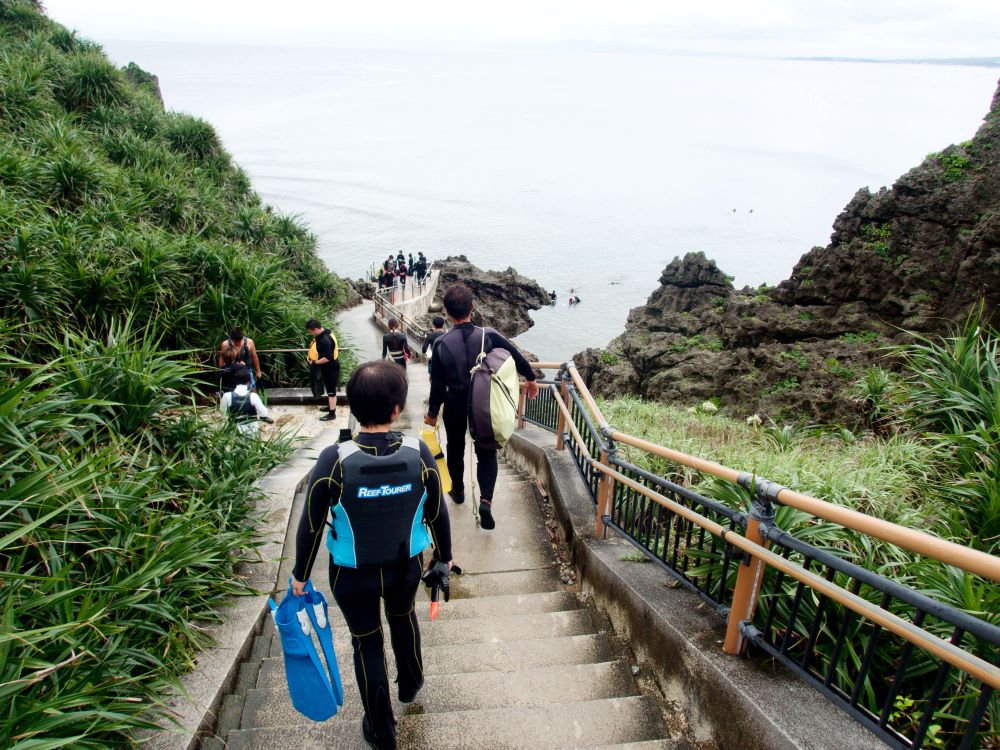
[432,255,551,338]
[122,62,164,107]
[576,79,1000,425]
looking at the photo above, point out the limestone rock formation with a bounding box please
[431,255,550,338]
[576,79,1000,424]
[122,62,164,107]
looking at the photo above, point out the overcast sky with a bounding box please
[43,0,1000,59]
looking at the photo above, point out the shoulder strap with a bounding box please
[338,441,361,461]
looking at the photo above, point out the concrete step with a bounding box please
[226,695,668,749]
[256,632,620,690]
[266,597,591,659]
[448,566,565,598]
[242,659,637,728]
[585,742,681,749]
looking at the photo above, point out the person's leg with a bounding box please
[442,392,467,502]
[382,557,424,701]
[474,444,499,529]
[329,562,396,742]
[320,365,337,420]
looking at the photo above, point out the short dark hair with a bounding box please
[229,327,244,341]
[305,318,322,331]
[387,317,399,330]
[432,316,445,329]
[233,365,251,385]
[347,360,408,426]
[443,283,474,318]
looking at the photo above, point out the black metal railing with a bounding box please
[523,380,560,431]
[745,521,1000,750]
[605,457,743,613]
[516,366,999,749]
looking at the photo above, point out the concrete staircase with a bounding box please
[197,364,681,749]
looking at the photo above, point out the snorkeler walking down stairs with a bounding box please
[198,363,678,750]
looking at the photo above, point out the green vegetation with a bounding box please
[940,152,971,181]
[0,3,355,745]
[600,312,1000,744]
[600,349,619,365]
[778,346,808,370]
[861,223,892,260]
[839,330,881,344]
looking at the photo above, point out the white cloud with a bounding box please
[42,0,1000,58]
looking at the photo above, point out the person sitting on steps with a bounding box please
[219,366,269,437]
[291,360,453,750]
[423,282,539,530]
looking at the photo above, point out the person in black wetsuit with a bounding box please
[381,318,410,369]
[307,319,340,421]
[423,283,539,529]
[291,360,453,750]
[421,316,446,374]
[218,328,261,391]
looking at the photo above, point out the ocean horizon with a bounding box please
[101,40,1000,360]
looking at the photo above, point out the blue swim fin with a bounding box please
[268,579,344,721]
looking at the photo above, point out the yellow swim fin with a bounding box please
[420,426,452,494]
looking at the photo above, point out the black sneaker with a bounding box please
[319,411,336,422]
[479,501,495,530]
[362,715,397,750]
[450,491,465,505]
[398,676,424,704]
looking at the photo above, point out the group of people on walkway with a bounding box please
[288,281,538,749]
[376,250,429,290]
[217,328,271,435]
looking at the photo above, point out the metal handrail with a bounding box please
[591,460,1000,691]
[514,361,999,747]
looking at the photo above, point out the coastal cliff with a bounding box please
[431,255,550,338]
[576,79,1000,424]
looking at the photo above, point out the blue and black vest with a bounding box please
[326,437,431,568]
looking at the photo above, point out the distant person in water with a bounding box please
[382,318,411,369]
[218,328,261,391]
[421,316,446,374]
[549,290,557,302]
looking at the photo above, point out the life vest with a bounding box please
[229,390,257,422]
[326,437,430,568]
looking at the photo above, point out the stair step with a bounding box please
[257,631,619,690]
[448,566,565,598]
[420,607,595,646]
[585,742,681,749]
[243,659,638,727]
[226,695,667,749]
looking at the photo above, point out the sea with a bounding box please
[101,41,999,361]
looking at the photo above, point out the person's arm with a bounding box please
[217,342,226,368]
[426,345,448,420]
[248,339,262,378]
[250,393,268,418]
[291,446,341,590]
[381,334,389,359]
[220,393,229,416]
[421,334,431,355]
[402,336,411,356]
[315,333,332,365]
[419,443,452,563]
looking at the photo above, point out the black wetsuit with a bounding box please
[293,432,451,737]
[427,323,536,500]
[382,331,410,367]
[422,329,444,374]
[315,328,339,394]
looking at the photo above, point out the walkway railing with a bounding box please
[517,362,999,750]
[372,265,440,354]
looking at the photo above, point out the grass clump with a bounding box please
[0,3,358,745]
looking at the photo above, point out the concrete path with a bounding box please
[198,357,680,748]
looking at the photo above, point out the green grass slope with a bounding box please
[0,3,353,746]
[0,0,351,375]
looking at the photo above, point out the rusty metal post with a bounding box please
[723,494,776,655]
[595,448,613,538]
[555,378,568,450]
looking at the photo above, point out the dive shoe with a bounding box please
[362,715,397,750]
